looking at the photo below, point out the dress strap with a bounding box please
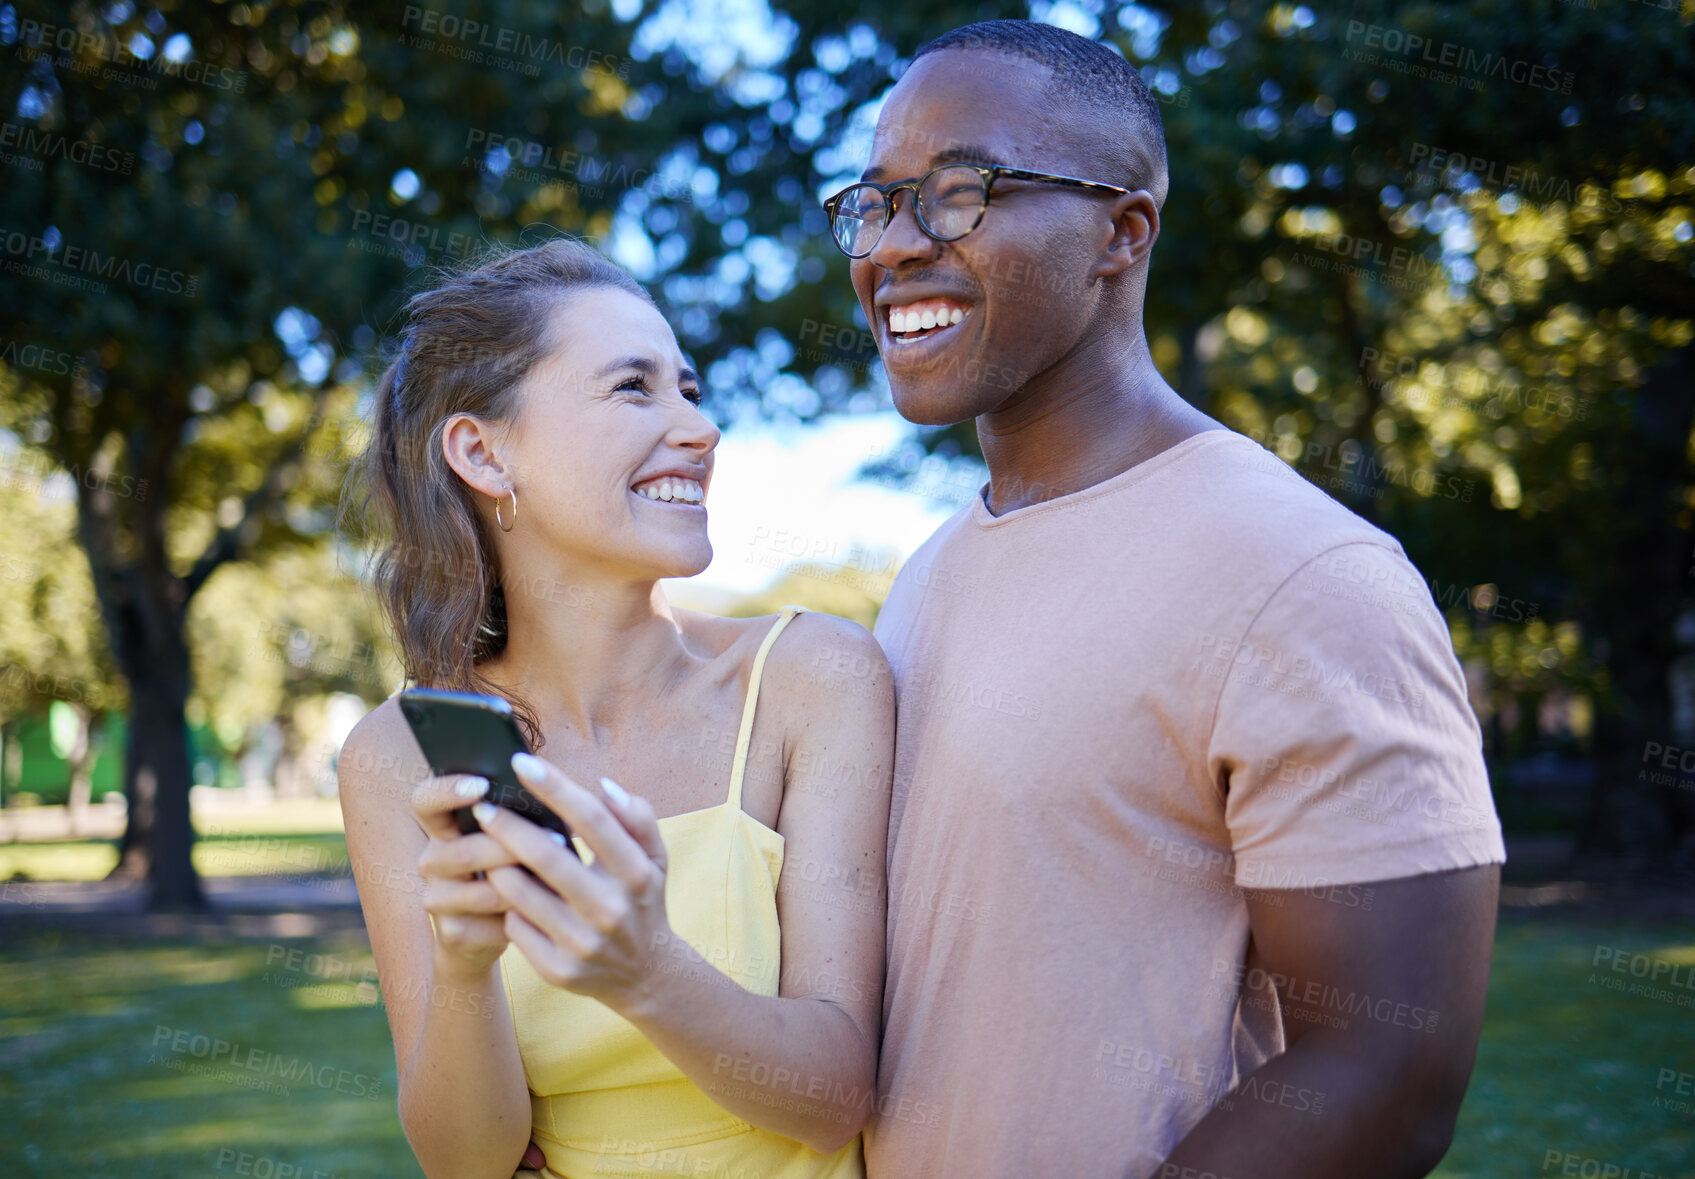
[726,604,806,811]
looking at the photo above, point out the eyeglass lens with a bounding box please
[831,165,989,256]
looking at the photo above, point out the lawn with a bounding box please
[0,798,353,882]
[2,908,1691,1175]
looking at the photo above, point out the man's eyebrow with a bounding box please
[862,143,1008,182]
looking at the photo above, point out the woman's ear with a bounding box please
[441,412,513,498]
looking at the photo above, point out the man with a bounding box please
[823,20,1506,1179]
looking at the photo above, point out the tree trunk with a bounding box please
[105,598,204,908]
[63,703,94,838]
[82,408,207,911]
[1576,345,1695,861]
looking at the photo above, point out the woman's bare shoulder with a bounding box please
[337,696,429,811]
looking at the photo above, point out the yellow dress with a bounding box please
[499,605,866,1179]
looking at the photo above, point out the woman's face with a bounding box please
[498,286,719,582]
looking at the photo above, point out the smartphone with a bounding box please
[396,687,577,854]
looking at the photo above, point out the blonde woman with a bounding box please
[338,240,892,1179]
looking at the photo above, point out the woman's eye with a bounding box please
[683,388,704,406]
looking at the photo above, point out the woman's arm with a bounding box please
[479,614,894,1153]
[337,700,534,1179]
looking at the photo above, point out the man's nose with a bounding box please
[867,188,940,270]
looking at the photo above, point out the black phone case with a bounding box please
[396,688,576,852]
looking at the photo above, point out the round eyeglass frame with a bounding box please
[822,162,1134,258]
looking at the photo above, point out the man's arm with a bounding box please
[1156,863,1499,1179]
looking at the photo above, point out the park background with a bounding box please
[1,0,1693,1174]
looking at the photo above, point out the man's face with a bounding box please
[849,50,1110,426]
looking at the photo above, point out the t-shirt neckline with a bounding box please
[969,428,1243,528]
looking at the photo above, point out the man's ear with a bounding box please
[441,412,513,498]
[1094,190,1160,279]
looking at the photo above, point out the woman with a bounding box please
[338,239,893,1179]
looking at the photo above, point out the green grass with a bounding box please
[1,918,1691,1176]
[1,928,419,1178]
[0,832,351,882]
[1434,919,1695,1178]
[1,799,352,882]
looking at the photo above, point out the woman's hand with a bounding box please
[411,773,523,976]
[473,752,675,1015]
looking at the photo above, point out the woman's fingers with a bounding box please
[509,753,655,887]
[472,801,626,926]
[430,911,509,961]
[597,777,668,875]
[410,773,489,839]
[416,830,520,881]
[502,902,597,991]
[421,876,508,918]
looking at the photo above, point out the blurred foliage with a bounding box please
[0,453,122,716]
[726,557,895,630]
[0,0,1692,880]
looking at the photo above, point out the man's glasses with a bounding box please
[822,162,1134,259]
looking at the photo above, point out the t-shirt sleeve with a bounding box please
[1205,541,1507,889]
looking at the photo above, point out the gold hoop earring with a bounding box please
[495,487,517,533]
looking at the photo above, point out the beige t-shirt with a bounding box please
[864,429,1505,1178]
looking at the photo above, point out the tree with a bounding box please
[2,0,1690,908]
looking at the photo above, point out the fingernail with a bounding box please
[455,777,489,799]
[600,777,630,806]
[471,801,496,824]
[512,752,545,778]
[549,831,567,847]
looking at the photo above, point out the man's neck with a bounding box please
[975,332,1221,516]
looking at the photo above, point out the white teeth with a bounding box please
[635,478,703,503]
[888,304,968,336]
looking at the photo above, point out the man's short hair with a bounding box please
[911,19,1169,206]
